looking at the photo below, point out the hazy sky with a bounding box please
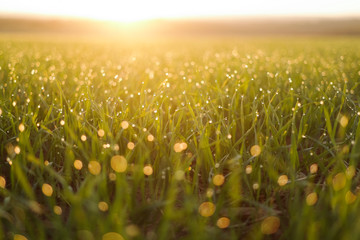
[1,0,360,22]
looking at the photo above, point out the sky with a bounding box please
[1,0,360,22]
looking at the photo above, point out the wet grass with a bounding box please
[1,36,360,240]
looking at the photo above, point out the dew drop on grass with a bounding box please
[60,120,65,126]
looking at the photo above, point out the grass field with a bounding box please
[1,36,360,240]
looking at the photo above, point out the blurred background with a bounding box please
[0,0,360,37]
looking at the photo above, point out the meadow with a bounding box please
[0,36,360,240]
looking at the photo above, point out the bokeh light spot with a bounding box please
[174,142,188,152]
[14,146,21,154]
[339,115,348,127]
[102,232,124,240]
[14,234,28,240]
[81,135,87,141]
[42,183,53,197]
[98,129,105,137]
[0,176,6,188]
[121,121,129,129]
[333,172,346,191]
[143,165,153,176]
[261,216,280,235]
[345,191,357,204]
[19,123,25,132]
[88,161,101,175]
[127,142,135,150]
[245,165,252,174]
[111,155,127,173]
[53,206,62,215]
[217,217,230,228]
[250,145,261,157]
[174,170,185,181]
[277,175,288,186]
[310,164,318,174]
[125,224,140,237]
[306,192,318,206]
[147,134,154,142]
[198,202,216,217]
[346,166,356,179]
[98,201,109,212]
[213,174,225,186]
[74,160,83,170]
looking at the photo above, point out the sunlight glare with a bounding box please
[3,0,359,23]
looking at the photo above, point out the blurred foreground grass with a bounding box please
[1,36,360,239]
